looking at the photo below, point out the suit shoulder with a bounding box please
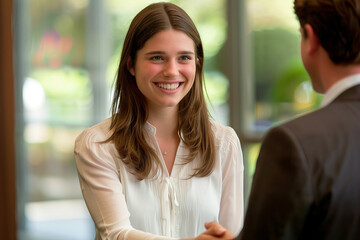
[277,106,334,135]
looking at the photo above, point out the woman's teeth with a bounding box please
[157,83,180,90]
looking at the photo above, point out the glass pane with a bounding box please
[238,0,324,204]
[19,0,96,239]
[247,0,323,132]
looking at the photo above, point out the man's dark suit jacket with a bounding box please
[237,84,360,239]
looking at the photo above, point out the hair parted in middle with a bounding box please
[107,2,215,180]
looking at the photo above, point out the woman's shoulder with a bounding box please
[210,121,243,169]
[75,118,113,150]
[74,118,119,173]
[210,121,240,145]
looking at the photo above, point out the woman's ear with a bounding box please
[303,24,320,55]
[127,58,135,76]
[196,57,200,68]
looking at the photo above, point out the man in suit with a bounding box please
[196,0,360,239]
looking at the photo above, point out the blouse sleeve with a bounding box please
[218,127,244,236]
[74,128,175,240]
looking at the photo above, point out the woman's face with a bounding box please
[129,29,196,111]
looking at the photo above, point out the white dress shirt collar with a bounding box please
[321,73,360,107]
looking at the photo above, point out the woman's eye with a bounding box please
[179,56,191,61]
[151,56,163,61]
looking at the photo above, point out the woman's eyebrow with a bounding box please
[178,51,195,55]
[145,51,195,55]
[145,51,166,55]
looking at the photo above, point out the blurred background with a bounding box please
[13,0,322,239]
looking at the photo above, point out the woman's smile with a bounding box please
[154,82,184,91]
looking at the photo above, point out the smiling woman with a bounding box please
[74,2,244,240]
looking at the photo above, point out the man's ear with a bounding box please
[127,58,135,76]
[303,24,320,55]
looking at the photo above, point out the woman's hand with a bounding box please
[192,222,234,240]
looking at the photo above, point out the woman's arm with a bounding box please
[74,128,175,240]
[218,128,244,236]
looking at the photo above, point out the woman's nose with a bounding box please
[163,59,178,77]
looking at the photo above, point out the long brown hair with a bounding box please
[107,2,215,180]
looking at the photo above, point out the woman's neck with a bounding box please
[147,106,180,175]
[147,106,179,139]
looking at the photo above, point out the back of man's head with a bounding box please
[294,0,360,65]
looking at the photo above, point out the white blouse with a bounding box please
[74,118,244,240]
